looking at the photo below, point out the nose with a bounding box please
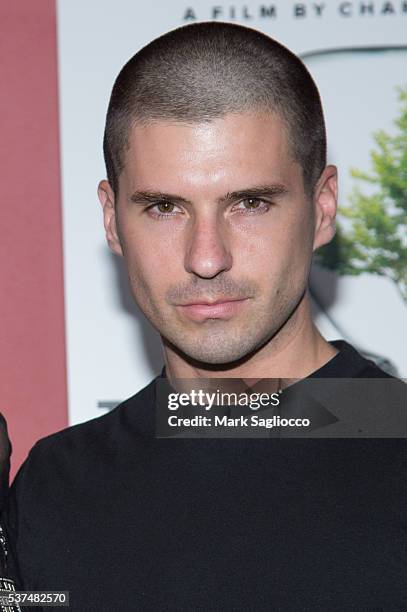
[184,215,233,279]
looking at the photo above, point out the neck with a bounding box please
[162,290,339,383]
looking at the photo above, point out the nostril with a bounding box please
[184,227,233,278]
[184,250,233,279]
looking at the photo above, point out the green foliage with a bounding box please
[316,86,407,302]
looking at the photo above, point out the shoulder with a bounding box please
[323,339,402,380]
[14,375,158,485]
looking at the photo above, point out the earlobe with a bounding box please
[97,180,123,257]
[312,165,338,252]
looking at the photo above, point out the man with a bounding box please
[2,21,407,611]
[0,416,21,611]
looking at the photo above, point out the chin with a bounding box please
[189,351,245,366]
[170,336,263,368]
[161,318,276,368]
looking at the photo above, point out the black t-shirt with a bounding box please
[2,340,407,611]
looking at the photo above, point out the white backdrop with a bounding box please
[56,0,407,426]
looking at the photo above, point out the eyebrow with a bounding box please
[129,183,289,206]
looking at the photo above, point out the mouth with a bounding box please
[176,298,250,322]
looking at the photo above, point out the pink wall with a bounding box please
[0,1,68,479]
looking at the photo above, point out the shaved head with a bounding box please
[103,21,326,198]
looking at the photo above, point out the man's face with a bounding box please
[100,112,336,365]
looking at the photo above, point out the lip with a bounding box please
[177,298,249,322]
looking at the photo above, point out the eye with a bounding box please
[156,201,175,214]
[147,201,182,219]
[233,198,271,214]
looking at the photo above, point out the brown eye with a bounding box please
[243,198,262,209]
[156,201,175,213]
[233,198,270,214]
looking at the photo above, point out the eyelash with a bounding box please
[146,198,272,219]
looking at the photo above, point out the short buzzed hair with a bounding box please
[103,21,327,197]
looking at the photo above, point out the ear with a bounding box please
[312,165,338,252]
[97,180,123,256]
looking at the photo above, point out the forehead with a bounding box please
[121,112,297,193]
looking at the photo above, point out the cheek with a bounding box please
[122,228,181,297]
[241,210,313,291]
[243,217,310,259]
[279,214,314,285]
